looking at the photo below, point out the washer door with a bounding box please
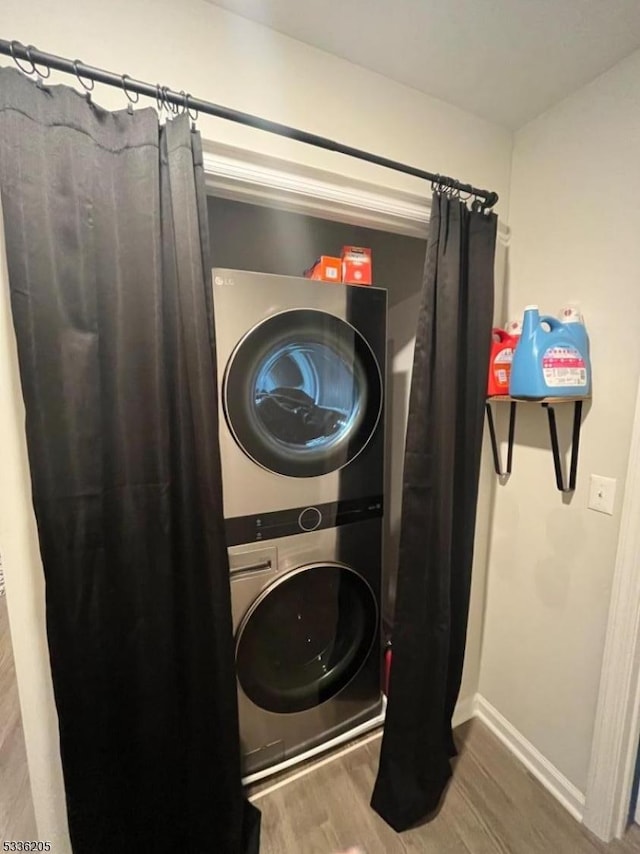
[223,309,382,478]
[236,564,378,714]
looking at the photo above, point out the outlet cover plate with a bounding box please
[588,475,616,515]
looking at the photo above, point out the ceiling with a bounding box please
[205,0,640,128]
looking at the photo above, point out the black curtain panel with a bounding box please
[371,193,497,831]
[0,68,260,854]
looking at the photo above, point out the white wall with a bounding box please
[4,0,512,210]
[0,203,69,850]
[480,49,640,794]
[1,1,513,846]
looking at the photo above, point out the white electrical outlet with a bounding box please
[588,475,617,515]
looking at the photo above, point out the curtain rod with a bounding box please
[0,39,499,210]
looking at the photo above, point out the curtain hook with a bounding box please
[121,74,139,115]
[10,41,37,76]
[26,45,51,82]
[444,176,458,198]
[121,74,140,104]
[185,93,199,129]
[156,83,165,113]
[72,60,95,91]
[72,60,95,103]
[162,86,178,115]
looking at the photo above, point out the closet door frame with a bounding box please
[583,376,640,841]
[202,140,640,842]
[201,139,433,239]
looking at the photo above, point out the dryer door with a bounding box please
[223,309,382,478]
[236,563,378,714]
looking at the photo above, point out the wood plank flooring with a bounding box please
[0,595,37,841]
[3,599,640,854]
[250,719,640,854]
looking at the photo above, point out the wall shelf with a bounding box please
[485,396,589,493]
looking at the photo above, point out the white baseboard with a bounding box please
[474,695,585,822]
[245,691,586,824]
[453,694,476,729]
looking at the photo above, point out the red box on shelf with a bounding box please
[341,246,372,285]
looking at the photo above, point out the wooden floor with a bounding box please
[3,606,640,854]
[250,719,640,854]
[0,595,37,840]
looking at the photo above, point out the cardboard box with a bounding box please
[303,256,342,283]
[341,246,372,285]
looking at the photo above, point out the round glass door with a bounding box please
[236,564,378,714]
[223,309,382,478]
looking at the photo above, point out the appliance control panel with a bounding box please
[298,507,322,531]
[225,495,383,546]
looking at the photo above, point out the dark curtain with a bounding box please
[0,68,260,854]
[371,193,497,831]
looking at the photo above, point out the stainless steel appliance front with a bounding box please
[230,521,383,776]
[212,269,387,521]
[213,269,386,777]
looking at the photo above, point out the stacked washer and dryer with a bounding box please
[212,268,387,780]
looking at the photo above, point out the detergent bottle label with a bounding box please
[542,345,587,387]
[493,347,514,387]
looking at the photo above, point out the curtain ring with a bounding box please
[178,91,188,114]
[121,74,140,104]
[26,46,51,79]
[162,86,178,114]
[72,60,95,91]
[10,41,36,76]
[156,83,165,112]
[185,93,199,123]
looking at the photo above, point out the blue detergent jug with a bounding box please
[509,305,591,399]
